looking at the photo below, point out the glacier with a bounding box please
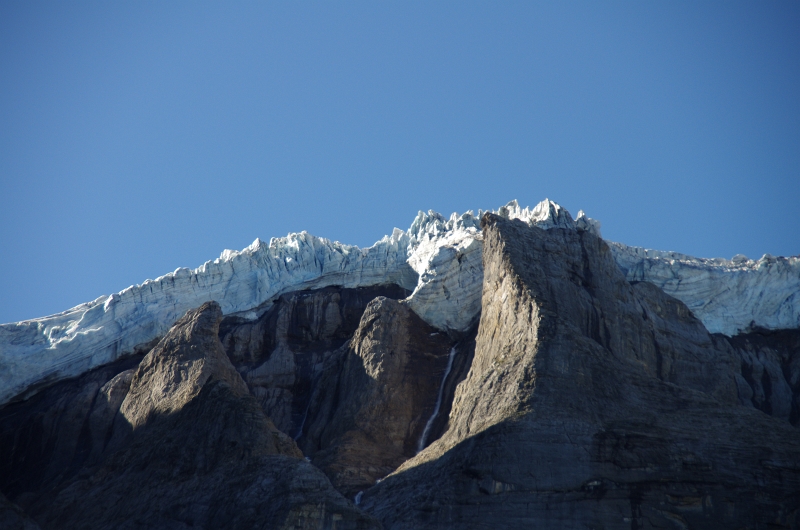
[611,243,800,337]
[0,199,797,406]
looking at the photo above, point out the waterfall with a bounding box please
[417,345,458,454]
[294,400,311,440]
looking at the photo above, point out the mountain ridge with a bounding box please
[1,199,798,407]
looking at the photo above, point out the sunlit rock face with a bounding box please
[361,214,800,529]
[0,197,797,406]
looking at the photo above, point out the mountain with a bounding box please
[1,199,798,529]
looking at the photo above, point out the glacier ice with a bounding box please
[0,198,797,405]
[610,243,800,336]
[0,230,416,406]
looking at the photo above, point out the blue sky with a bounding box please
[1,1,798,323]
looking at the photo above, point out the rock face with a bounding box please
[1,302,377,530]
[219,284,411,437]
[0,492,40,530]
[0,355,143,501]
[298,297,454,497]
[728,328,800,425]
[360,214,800,529]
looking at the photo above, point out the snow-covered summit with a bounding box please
[0,199,797,406]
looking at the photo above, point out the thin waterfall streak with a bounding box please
[294,400,312,440]
[417,345,458,454]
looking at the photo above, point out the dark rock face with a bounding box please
[631,281,800,425]
[0,354,143,501]
[298,297,454,497]
[218,284,473,499]
[360,215,800,529]
[219,284,411,437]
[728,329,800,425]
[2,302,378,530]
[0,492,40,530]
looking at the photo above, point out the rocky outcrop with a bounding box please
[298,297,454,497]
[360,214,800,529]
[2,302,378,530]
[220,284,411,436]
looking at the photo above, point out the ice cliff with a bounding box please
[611,243,800,337]
[0,199,797,405]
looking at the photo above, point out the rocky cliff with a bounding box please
[361,214,800,528]
[1,201,798,529]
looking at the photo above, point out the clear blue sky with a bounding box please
[1,1,798,324]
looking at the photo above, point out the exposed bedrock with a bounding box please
[360,214,800,529]
[219,284,411,437]
[297,296,457,497]
[1,302,378,530]
[0,354,143,502]
[728,329,800,425]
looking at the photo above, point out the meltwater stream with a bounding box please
[417,345,458,454]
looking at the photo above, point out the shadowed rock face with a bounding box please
[728,329,800,425]
[219,284,411,437]
[298,297,454,497]
[0,492,40,530]
[0,354,143,502]
[2,302,378,530]
[360,214,800,529]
